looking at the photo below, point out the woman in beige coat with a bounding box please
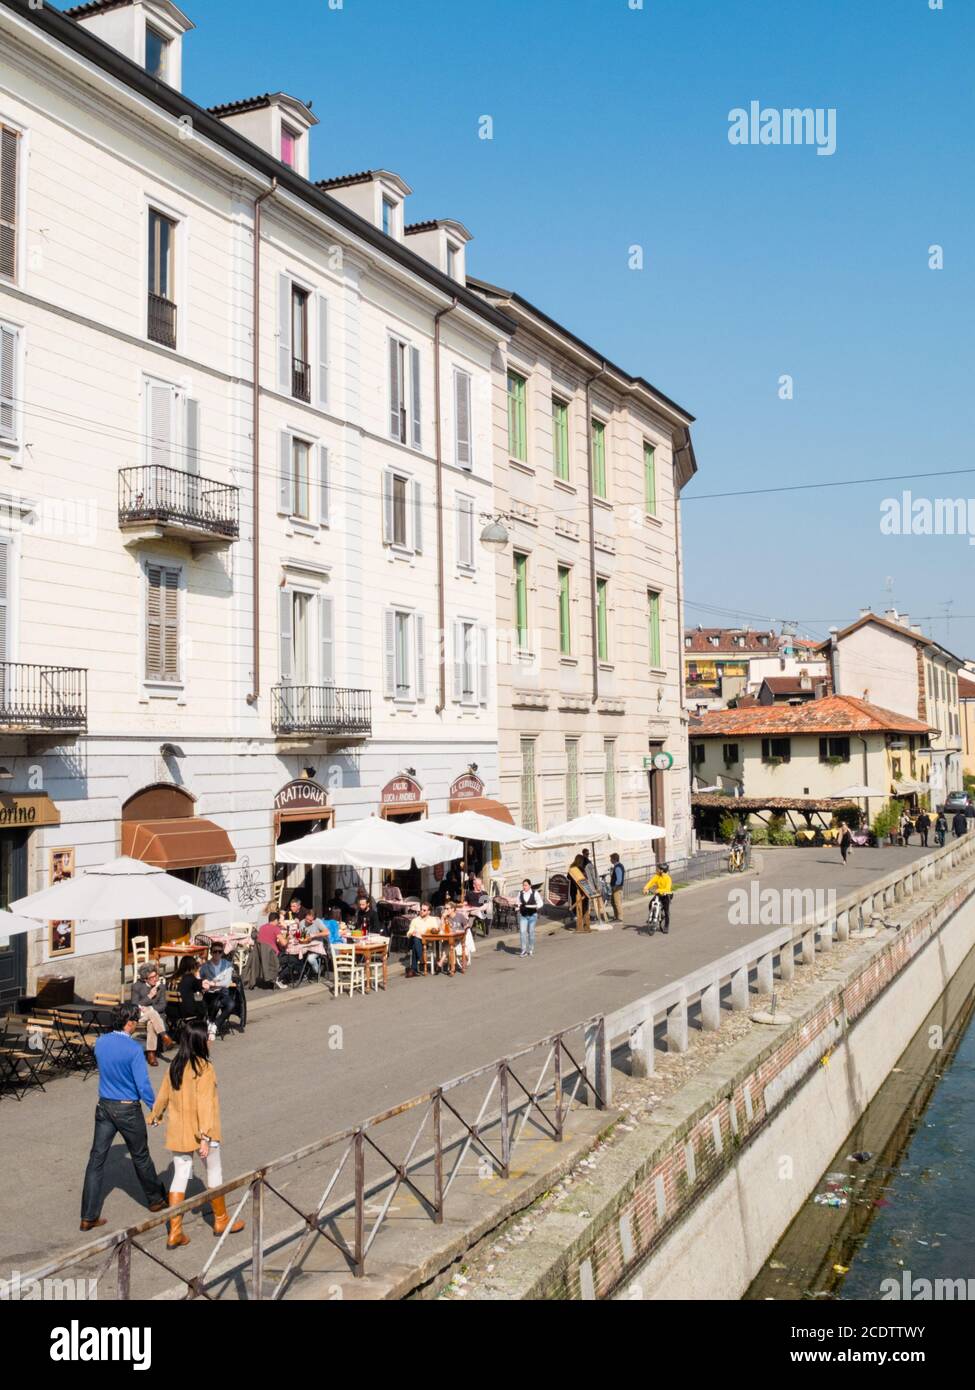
[150,1019,244,1248]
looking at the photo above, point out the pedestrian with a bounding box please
[608,853,626,921]
[79,1002,168,1232]
[915,810,931,848]
[839,825,853,864]
[517,879,543,957]
[150,1019,245,1248]
[130,962,174,1067]
[568,854,592,932]
[952,810,968,839]
[935,811,948,847]
[901,812,914,846]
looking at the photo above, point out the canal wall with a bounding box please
[471,836,975,1300]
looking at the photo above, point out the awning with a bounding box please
[121,818,235,870]
[447,796,514,825]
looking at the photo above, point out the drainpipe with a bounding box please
[434,297,459,714]
[856,734,870,828]
[673,431,688,711]
[585,361,609,704]
[247,178,278,707]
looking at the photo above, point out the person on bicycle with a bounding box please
[643,863,673,934]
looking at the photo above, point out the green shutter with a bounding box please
[592,419,606,498]
[507,371,527,462]
[644,442,656,515]
[558,566,571,655]
[552,397,569,480]
[596,577,608,662]
[648,590,661,667]
[514,552,528,647]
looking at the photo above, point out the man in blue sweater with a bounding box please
[79,1003,167,1231]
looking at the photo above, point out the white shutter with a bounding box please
[410,345,421,449]
[318,446,330,526]
[148,381,174,469]
[316,294,329,407]
[145,564,162,680]
[478,624,489,706]
[411,479,423,554]
[162,568,180,681]
[454,369,472,469]
[382,470,394,543]
[414,613,426,701]
[279,589,294,683]
[184,397,200,473]
[452,620,463,702]
[457,496,474,569]
[0,537,9,661]
[388,339,402,440]
[0,127,17,282]
[0,324,16,442]
[146,564,179,682]
[383,609,396,697]
[278,274,292,391]
[319,592,335,686]
[278,432,294,515]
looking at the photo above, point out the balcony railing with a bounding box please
[272,685,372,738]
[118,465,240,540]
[292,357,311,402]
[147,292,177,349]
[0,663,87,732]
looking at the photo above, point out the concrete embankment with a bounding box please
[447,838,975,1300]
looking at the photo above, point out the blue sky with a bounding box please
[66,0,975,653]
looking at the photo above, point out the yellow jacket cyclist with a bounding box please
[643,865,674,933]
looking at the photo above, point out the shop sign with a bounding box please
[0,793,61,828]
[449,773,484,800]
[381,775,423,805]
[274,780,329,813]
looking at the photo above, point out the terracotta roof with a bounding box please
[65,1,133,17]
[691,794,855,813]
[959,676,975,700]
[684,628,778,654]
[208,94,274,118]
[762,676,814,694]
[730,694,760,708]
[691,694,931,737]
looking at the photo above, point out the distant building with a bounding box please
[683,627,826,712]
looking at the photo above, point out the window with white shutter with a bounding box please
[414,613,426,701]
[388,336,422,449]
[454,368,472,469]
[383,471,421,551]
[147,380,176,470]
[319,593,335,685]
[0,537,9,662]
[456,495,475,570]
[316,295,329,408]
[0,323,17,444]
[145,563,181,684]
[278,273,293,392]
[318,446,330,526]
[1,126,20,283]
[410,345,421,450]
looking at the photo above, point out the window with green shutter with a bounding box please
[596,577,609,662]
[591,419,607,499]
[552,397,569,480]
[648,589,661,668]
[514,551,529,649]
[558,565,572,655]
[507,370,527,462]
[644,441,657,515]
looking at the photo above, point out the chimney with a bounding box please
[859,606,871,618]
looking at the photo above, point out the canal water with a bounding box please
[746,942,975,1301]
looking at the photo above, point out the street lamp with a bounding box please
[479,516,510,553]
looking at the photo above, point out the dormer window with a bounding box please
[446,242,459,278]
[382,197,396,236]
[281,125,298,169]
[145,25,169,80]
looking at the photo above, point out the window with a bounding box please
[761,737,791,763]
[145,563,180,683]
[591,419,607,499]
[279,588,334,687]
[145,25,169,79]
[382,197,395,236]
[0,322,18,443]
[507,370,527,462]
[0,536,10,661]
[596,577,609,663]
[513,551,529,650]
[647,589,661,668]
[552,397,570,481]
[819,737,851,763]
[520,737,538,832]
[644,441,657,515]
[291,439,310,519]
[566,739,580,818]
[382,470,422,552]
[722,743,739,764]
[454,368,472,469]
[278,433,329,523]
[452,620,488,705]
[382,609,425,701]
[456,494,475,570]
[709,635,720,647]
[280,125,298,168]
[446,243,459,278]
[0,125,19,283]
[558,565,572,656]
[691,743,705,766]
[604,739,617,815]
[147,209,177,347]
[389,337,421,448]
[146,378,200,474]
[291,286,310,400]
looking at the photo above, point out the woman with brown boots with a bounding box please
[149,1019,245,1249]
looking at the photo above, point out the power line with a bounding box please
[683,466,975,502]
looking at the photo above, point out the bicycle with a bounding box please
[645,892,664,935]
[728,842,747,873]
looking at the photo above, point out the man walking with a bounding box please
[915,810,931,848]
[79,1003,167,1232]
[608,853,625,921]
[952,809,968,839]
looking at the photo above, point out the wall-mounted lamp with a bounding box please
[160,743,184,759]
[302,766,317,780]
[479,517,510,553]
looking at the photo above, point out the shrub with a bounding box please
[766,813,795,846]
[718,812,739,844]
[872,800,901,840]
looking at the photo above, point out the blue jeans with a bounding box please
[519,914,537,953]
[81,1100,166,1222]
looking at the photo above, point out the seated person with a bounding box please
[405,902,440,978]
[296,907,335,978]
[466,876,489,907]
[352,893,382,937]
[169,955,207,1029]
[285,894,305,924]
[326,891,351,923]
[199,944,236,1038]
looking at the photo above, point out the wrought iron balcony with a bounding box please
[292,357,311,402]
[118,465,239,545]
[272,685,372,738]
[147,292,177,349]
[0,663,87,732]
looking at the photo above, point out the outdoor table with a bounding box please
[350,934,388,992]
[420,928,468,977]
[50,1002,115,1032]
[156,942,209,977]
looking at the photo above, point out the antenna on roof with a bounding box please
[942,599,954,645]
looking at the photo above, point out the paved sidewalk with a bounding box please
[0,844,928,1285]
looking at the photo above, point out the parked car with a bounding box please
[940,791,973,816]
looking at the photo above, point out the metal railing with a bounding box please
[118,465,239,538]
[292,357,311,402]
[147,292,177,349]
[0,663,87,731]
[272,685,372,737]
[18,1021,606,1300]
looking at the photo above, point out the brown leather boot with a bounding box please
[210,1194,245,1236]
[167,1192,190,1248]
[147,1051,158,1066]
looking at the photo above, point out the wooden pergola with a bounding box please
[690,793,858,834]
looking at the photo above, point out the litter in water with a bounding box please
[847,1151,873,1163]
[814,1193,848,1207]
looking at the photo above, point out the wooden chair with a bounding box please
[131,936,151,974]
[330,943,364,999]
[491,879,519,932]
[366,942,388,992]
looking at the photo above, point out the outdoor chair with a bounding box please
[0,1019,50,1100]
[53,1010,100,1077]
[331,943,365,999]
[131,936,151,971]
[491,880,518,932]
[366,942,388,991]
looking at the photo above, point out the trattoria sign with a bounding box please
[0,793,61,828]
[274,780,329,813]
[381,776,423,806]
[449,773,485,801]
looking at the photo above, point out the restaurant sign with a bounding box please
[381,775,423,806]
[274,779,329,813]
[0,793,61,828]
[449,773,485,801]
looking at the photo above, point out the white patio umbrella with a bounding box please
[419,809,534,845]
[275,815,463,871]
[10,856,231,922]
[523,812,666,852]
[0,909,45,938]
[832,785,886,799]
